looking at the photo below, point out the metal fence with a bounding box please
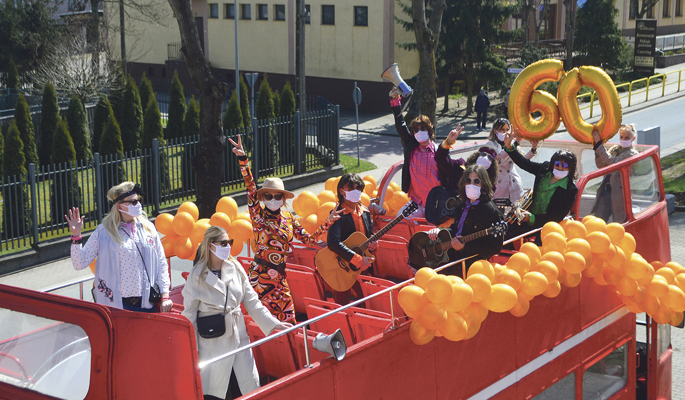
[0,107,340,253]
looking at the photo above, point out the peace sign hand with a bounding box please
[65,207,85,237]
[228,135,245,157]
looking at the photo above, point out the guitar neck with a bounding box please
[358,212,408,251]
[438,227,491,251]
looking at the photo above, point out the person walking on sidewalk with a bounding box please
[475,88,490,131]
[65,181,172,313]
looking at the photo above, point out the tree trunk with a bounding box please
[442,77,449,113]
[89,0,100,71]
[466,54,474,115]
[167,0,227,218]
[563,0,576,70]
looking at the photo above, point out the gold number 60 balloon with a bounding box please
[508,59,622,144]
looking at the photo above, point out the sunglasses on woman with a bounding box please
[465,178,481,185]
[479,152,494,160]
[412,125,428,132]
[263,193,284,201]
[554,161,569,169]
[213,240,231,247]
[119,198,142,206]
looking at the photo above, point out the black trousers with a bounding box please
[476,111,487,129]
[203,369,242,400]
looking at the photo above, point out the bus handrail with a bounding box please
[42,275,94,300]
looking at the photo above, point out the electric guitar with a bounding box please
[494,189,534,224]
[315,202,419,292]
[407,221,508,269]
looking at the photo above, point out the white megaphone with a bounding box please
[381,63,413,97]
[312,329,347,361]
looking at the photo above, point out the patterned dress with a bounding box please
[239,157,332,322]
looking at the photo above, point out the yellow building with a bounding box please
[110,0,420,111]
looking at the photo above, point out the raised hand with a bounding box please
[504,130,516,150]
[446,124,464,145]
[64,207,85,237]
[529,139,540,150]
[228,135,245,157]
[592,129,602,145]
[327,206,343,224]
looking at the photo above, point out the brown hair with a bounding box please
[550,149,578,181]
[488,118,510,142]
[336,173,365,204]
[409,115,435,141]
[465,151,498,188]
[458,164,494,203]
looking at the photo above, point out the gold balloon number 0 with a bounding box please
[507,59,622,144]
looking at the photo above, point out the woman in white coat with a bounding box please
[484,118,539,202]
[182,226,291,400]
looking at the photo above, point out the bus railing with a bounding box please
[42,275,93,300]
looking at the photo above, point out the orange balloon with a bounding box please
[415,268,438,290]
[155,213,175,236]
[562,271,583,288]
[389,181,401,192]
[655,266,676,284]
[566,238,592,260]
[509,295,530,317]
[442,282,474,313]
[584,217,607,234]
[292,195,305,216]
[185,244,199,261]
[324,177,339,192]
[316,202,337,225]
[653,303,673,325]
[665,261,685,275]
[88,258,96,274]
[540,251,565,271]
[593,271,609,286]
[173,236,193,259]
[532,260,559,283]
[189,221,211,245]
[605,223,625,245]
[542,281,562,298]
[409,318,435,345]
[178,202,199,222]
[618,233,636,257]
[519,242,542,266]
[209,212,232,232]
[507,253,531,276]
[637,263,656,286]
[608,246,626,268]
[172,212,195,236]
[670,311,685,327]
[521,271,548,297]
[362,181,375,197]
[496,269,522,292]
[216,196,239,221]
[426,275,454,304]
[541,222,565,241]
[664,285,685,312]
[467,260,496,284]
[440,312,468,342]
[602,265,623,285]
[616,276,638,296]
[624,255,651,280]
[297,191,320,217]
[360,193,371,207]
[675,273,685,292]
[383,186,394,203]
[641,294,661,317]
[583,256,604,278]
[235,212,251,222]
[482,283,518,312]
[597,244,617,262]
[587,231,612,254]
[465,273,492,303]
[230,239,244,257]
[399,285,430,312]
[389,191,410,212]
[542,232,567,254]
[230,219,254,242]
[564,251,586,274]
[564,220,587,240]
[622,295,643,314]
[317,190,337,205]
[631,286,647,304]
[582,215,597,224]
[420,303,448,330]
[362,175,378,190]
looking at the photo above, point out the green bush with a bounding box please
[223,90,243,130]
[120,77,143,152]
[108,66,127,124]
[240,75,251,127]
[39,82,59,165]
[166,70,186,140]
[3,123,30,237]
[14,93,39,170]
[92,95,113,155]
[99,114,127,193]
[183,97,200,137]
[67,96,92,161]
[280,81,296,116]
[50,118,81,224]
[181,97,200,191]
[140,97,171,200]
[138,73,154,113]
[256,78,278,173]
[272,90,281,118]
[7,58,19,90]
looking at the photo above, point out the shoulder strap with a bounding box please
[121,225,154,289]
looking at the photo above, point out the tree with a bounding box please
[167,0,228,217]
[634,0,659,18]
[272,90,281,118]
[563,0,577,70]
[166,70,186,140]
[39,82,60,165]
[67,96,92,161]
[93,95,113,155]
[120,77,143,152]
[184,97,201,137]
[7,58,19,89]
[99,114,127,194]
[108,66,127,124]
[574,0,628,71]
[138,73,154,112]
[255,78,278,174]
[140,96,171,199]
[3,123,30,237]
[14,93,39,170]
[181,97,200,191]
[50,118,81,225]
[223,91,243,130]
[239,75,251,128]
[280,81,296,116]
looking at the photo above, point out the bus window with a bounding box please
[577,175,605,219]
[532,371,575,399]
[0,308,91,399]
[589,169,627,223]
[582,343,628,399]
[629,156,661,216]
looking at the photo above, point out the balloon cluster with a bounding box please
[291,175,410,234]
[399,216,685,346]
[155,197,254,260]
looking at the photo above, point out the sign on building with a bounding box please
[634,19,657,75]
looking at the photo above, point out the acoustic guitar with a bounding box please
[407,221,508,270]
[315,202,418,292]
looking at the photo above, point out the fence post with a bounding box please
[294,111,303,175]
[94,153,103,223]
[252,117,259,183]
[28,164,39,246]
[152,138,161,215]
[646,77,651,101]
[662,74,666,97]
[334,105,340,165]
[679,70,682,93]
[628,81,633,107]
[589,92,595,119]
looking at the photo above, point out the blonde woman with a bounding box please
[182,226,291,400]
[591,124,639,222]
[65,182,172,313]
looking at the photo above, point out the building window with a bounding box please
[305,4,311,24]
[677,0,683,16]
[209,3,219,18]
[148,67,155,77]
[354,6,368,26]
[582,344,628,400]
[647,3,655,18]
[225,3,235,19]
[274,4,285,20]
[664,0,671,17]
[629,0,637,19]
[257,4,268,20]
[322,5,334,25]
[241,4,251,19]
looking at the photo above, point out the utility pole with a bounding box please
[563,0,577,70]
[119,0,126,76]
[295,0,306,112]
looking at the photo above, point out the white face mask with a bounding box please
[120,202,143,218]
[620,139,633,148]
[553,169,569,179]
[343,189,362,203]
[476,156,492,169]
[496,131,506,142]
[414,130,430,143]
[265,199,284,211]
[210,243,232,260]
[465,184,481,201]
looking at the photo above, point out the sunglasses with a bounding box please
[479,152,494,160]
[119,198,142,206]
[263,193,284,201]
[213,240,231,248]
[412,125,428,132]
[465,178,481,185]
[554,161,569,169]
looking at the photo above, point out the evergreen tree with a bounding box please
[99,114,127,195]
[223,90,243,130]
[239,75,251,127]
[14,93,39,170]
[3,123,30,237]
[67,96,92,161]
[39,81,59,165]
[92,95,112,155]
[181,97,200,190]
[167,70,186,140]
[183,97,201,137]
[255,78,278,174]
[138,73,155,114]
[120,77,143,152]
[140,97,171,199]
[272,90,281,118]
[574,0,628,71]
[280,81,296,116]
[0,124,4,177]
[50,117,81,224]
[222,90,243,185]
[108,66,127,124]
[7,58,19,90]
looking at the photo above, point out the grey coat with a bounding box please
[591,144,638,222]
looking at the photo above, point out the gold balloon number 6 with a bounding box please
[507,59,622,144]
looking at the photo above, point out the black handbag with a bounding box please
[197,285,230,339]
